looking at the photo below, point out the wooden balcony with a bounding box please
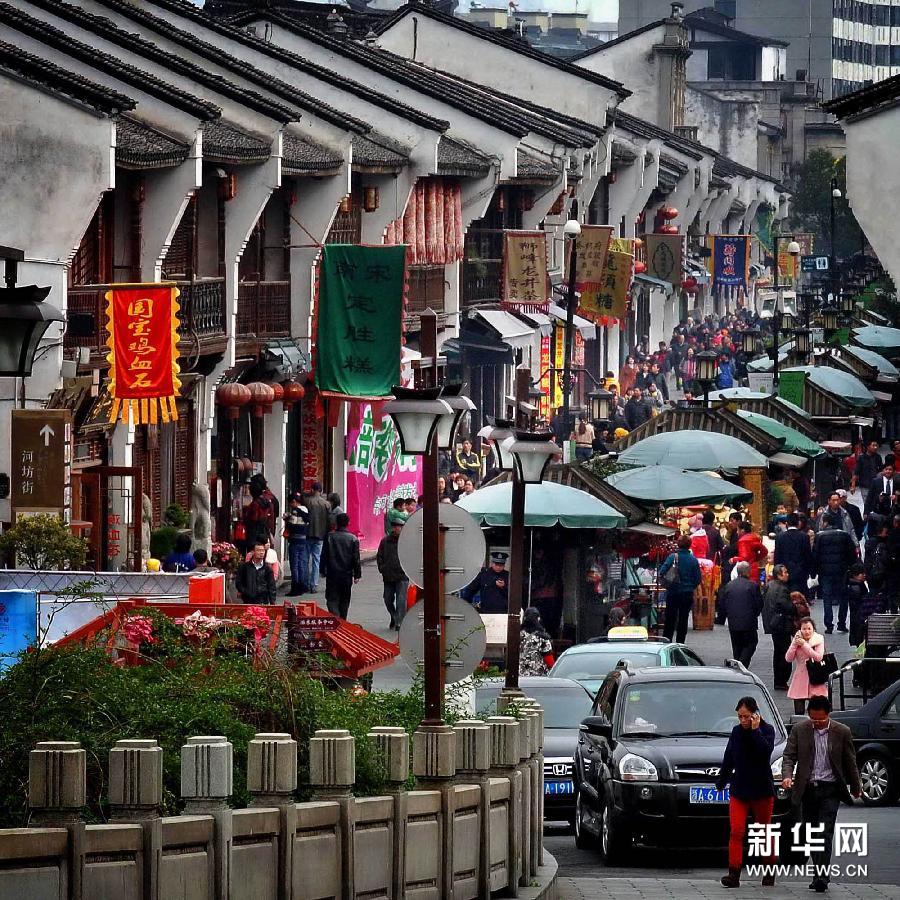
[236,280,291,339]
[461,258,503,307]
[65,278,227,360]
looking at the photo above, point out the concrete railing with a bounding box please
[0,705,547,899]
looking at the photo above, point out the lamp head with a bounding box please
[786,240,801,256]
[563,219,581,239]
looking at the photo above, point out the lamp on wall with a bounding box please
[363,186,379,213]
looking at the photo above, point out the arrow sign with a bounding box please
[39,425,55,447]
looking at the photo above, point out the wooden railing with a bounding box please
[461,258,503,306]
[65,279,227,355]
[236,280,291,338]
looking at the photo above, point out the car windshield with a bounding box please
[618,682,780,738]
[474,685,592,729]
[552,649,661,681]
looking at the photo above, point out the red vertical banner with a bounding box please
[539,334,551,420]
[105,283,180,424]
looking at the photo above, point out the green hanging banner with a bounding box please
[777,370,807,409]
[315,244,407,397]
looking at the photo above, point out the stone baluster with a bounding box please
[413,725,456,898]
[515,712,534,886]
[181,735,233,900]
[519,701,545,871]
[247,732,298,900]
[109,739,164,900]
[369,726,409,900]
[486,716,522,897]
[29,741,87,897]
[453,719,492,899]
[309,729,356,900]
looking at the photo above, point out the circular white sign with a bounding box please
[397,503,486,593]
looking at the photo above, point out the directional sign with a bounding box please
[398,504,486,593]
[10,410,71,517]
[399,594,487,684]
[801,255,829,272]
[295,615,339,632]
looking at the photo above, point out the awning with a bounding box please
[548,303,597,340]
[625,522,677,537]
[443,328,514,366]
[872,389,893,403]
[511,310,553,337]
[634,273,673,293]
[263,338,311,380]
[472,309,534,349]
[769,451,810,469]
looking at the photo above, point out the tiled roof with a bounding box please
[282,132,343,175]
[202,120,270,163]
[0,2,219,121]
[0,39,134,116]
[570,18,667,59]
[227,8,601,146]
[116,116,189,168]
[684,11,789,48]
[24,0,302,124]
[514,152,559,180]
[91,0,448,133]
[352,134,409,171]
[823,73,900,120]
[375,4,629,98]
[437,136,492,176]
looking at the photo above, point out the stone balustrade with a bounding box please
[0,706,549,900]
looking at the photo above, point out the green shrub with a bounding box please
[0,514,88,570]
[149,525,180,561]
[163,503,189,528]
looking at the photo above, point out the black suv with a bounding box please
[573,662,792,862]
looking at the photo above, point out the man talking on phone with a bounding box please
[782,696,861,893]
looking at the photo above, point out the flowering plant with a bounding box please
[211,541,241,572]
[122,614,155,646]
[239,606,271,642]
[175,610,224,641]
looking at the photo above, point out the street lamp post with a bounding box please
[831,179,842,301]
[695,349,720,408]
[561,218,581,442]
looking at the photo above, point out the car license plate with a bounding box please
[544,780,574,796]
[690,786,729,804]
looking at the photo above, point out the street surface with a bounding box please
[324,559,900,895]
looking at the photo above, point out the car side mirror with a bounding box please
[580,716,613,739]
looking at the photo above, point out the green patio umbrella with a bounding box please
[852,325,900,354]
[735,410,825,458]
[456,480,626,528]
[843,344,899,377]
[605,465,753,505]
[781,366,876,408]
[618,430,768,472]
[746,342,793,373]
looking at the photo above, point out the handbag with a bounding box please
[662,555,679,587]
[806,652,838,686]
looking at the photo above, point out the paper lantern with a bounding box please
[246,381,275,418]
[339,195,353,214]
[363,186,379,212]
[634,260,647,274]
[265,382,285,414]
[682,276,698,293]
[661,206,678,221]
[281,381,306,411]
[658,224,679,235]
[216,382,251,420]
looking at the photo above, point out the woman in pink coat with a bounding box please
[785,616,827,715]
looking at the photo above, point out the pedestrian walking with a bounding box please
[282,491,310,596]
[786,616,828,715]
[326,492,344,529]
[763,564,795,689]
[321,512,361,619]
[781,696,861,893]
[815,492,859,552]
[730,521,768,583]
[234,540,277,605]
[242,474,277,551]
[570,416,596,461]
[657,535,702,643]
[851,439,883,502]
[304,482,332,592]
[720,561,763,667]
[812,512,856,634]
[847,562,875,648]
[377,518,408,630]
[454,438,481,483]
[774,513,813,595]
[717,696,777,889]
[519,607,555,676]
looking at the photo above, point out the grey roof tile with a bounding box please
[282,131,343,174]
[202,120,270,163]
[116,116,189,168]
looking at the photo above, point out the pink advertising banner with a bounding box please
[346,400,422,551]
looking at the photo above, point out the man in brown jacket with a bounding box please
[781,696,861,893]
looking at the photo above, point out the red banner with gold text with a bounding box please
[105,283,181,425]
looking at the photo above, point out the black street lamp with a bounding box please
[831,179,842,299]
[695,349,719,407]
[792,327,812,364]
[739,326,760,357]
[561,217,581,440]
[0,246,62,377]
[822,306,840,339]
[588,385,613,428]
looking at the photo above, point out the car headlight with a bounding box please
[618,753,658,782]
[770,757,783,779]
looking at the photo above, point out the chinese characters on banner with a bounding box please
[645,234,683,286]
[593,249,634,321]
[345,402,422,551]
[315,244,406,397]
[539,334,551,420]
[711,235,750,290]
[503,230,550,312]
[551,326,565,409]
[568,225,613,314]
[300,389,325,492]
[105,284,180,425]
[777,233,814,283]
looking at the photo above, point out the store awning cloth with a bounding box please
[548,303,597,340]
[618,430,768,472]
[768,451,809,469]
[472,309,534,348]
[735,410,825,458]
[605,465,753,506]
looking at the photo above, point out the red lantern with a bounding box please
[661,206,679,221]
[634,260,647,274]
[246,381,275,418]
[281,381,305,411]
[682,276,698,293]
[216,382,251,420]
[265,382,285,414]
[658,224,679,235]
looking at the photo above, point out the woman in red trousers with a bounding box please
[716,696,778,888]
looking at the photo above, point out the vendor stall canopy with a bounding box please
[604,465,753,506]
[843,344,899,377]
[781,366,876,409]
[617,430,768,473]
[456,480,626,528]
[852,325,900,354]
[734,410,825,458]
